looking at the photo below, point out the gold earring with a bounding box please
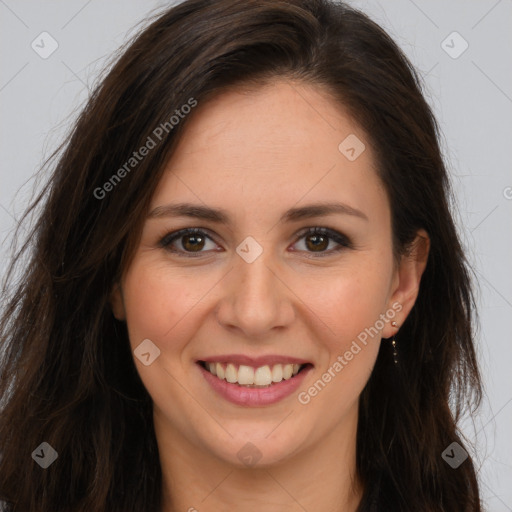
[391,321,399,364]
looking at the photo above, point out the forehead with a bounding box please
[173,80,356,161]
[150,79,388,225]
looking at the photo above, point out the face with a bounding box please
[111,79,422,468]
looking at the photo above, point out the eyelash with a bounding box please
[158,226,353,258]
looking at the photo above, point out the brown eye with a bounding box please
[304,233,330,252]
[159,226,352,258]
[181,233,206,252]
[292,227,352,256]
[159,228,218,256]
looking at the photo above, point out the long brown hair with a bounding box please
[0,1,483,510]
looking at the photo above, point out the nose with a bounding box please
[215,249,295,339]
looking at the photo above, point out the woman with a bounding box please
[0,0,483,510]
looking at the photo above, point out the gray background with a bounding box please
[1,0,511,509]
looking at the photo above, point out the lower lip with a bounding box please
[197,363,313,407]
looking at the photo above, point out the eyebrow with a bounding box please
[147,201,368,223]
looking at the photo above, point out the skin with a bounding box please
[110,79,429,512]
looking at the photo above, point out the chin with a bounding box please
[197,423,309,469]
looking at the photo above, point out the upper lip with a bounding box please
[198,354,312,367]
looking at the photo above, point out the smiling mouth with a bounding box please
[198,361,312,388]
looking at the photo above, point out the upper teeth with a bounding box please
[205,362,302,386]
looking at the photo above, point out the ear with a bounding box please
[382,229,430,338]
[109,282,126,321]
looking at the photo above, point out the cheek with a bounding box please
[298,268,388,416]
[300,257,392,408]
[308,262,392,345]
[121,258,214,351]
